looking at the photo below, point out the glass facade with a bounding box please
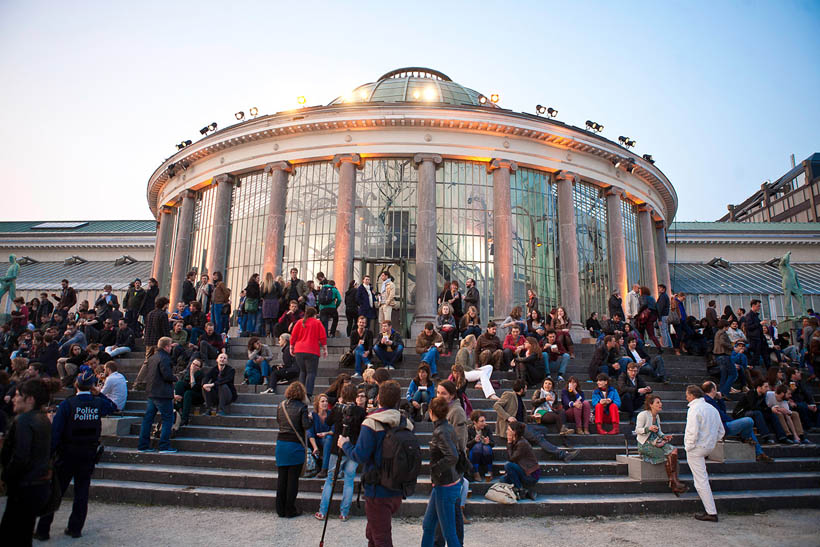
[436,160,494,321]
[188,184,218,277]
[225,171,271,300]
[510,167,559,315]
[574,181,609,322]
[622,199,643,289]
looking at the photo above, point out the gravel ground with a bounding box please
[2,501,818,547]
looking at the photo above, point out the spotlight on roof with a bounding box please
[490,93,500,104]
[626,162,637,174]
[642,154,655,164]
[547,107,557,118]
[167,162,177,177]
[613,158,625,169]
[199,122,217,135]
[297,96,306,105]
[585,121,604,133]
[249,107,258,117]
[536,104,547,115]
[477,95,488,105]
[175,140,192,150]
[618,136,636,148]
[200,126,209,135]
[235,111,245,121]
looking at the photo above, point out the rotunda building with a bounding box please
[147,67,677,335]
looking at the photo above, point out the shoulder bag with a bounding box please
[281,400,319,477]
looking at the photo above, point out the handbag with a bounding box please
[668,308,681,325]
[281,400,319,477]
[339,350,354,369]
[485,482,518,504]
[244,298,259,313]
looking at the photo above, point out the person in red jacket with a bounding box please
[502,325,526,371]
[290,307,328,397]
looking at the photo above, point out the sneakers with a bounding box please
[317,469,328,479]
[137,447,157,453]
[351,373,362,379]
[262,388,275,394]
[158,448,179,454]
[562,449,580,462]
[756,453,774,463]
[558,375,565,383]
[559,426,574,435]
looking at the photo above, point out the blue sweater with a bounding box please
[308,412,331,440]
[591,386,621,408]
[406,379,436,402]
[731,351,748,368]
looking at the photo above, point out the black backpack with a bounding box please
[318,285,334,306]
[369,416,422,498]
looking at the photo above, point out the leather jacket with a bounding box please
[429,419,460,486]
[277,399,312,444]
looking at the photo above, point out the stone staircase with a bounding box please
[68,336,820,516]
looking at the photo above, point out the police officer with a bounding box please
[34,365,117,540]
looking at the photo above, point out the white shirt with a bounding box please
[102,371,128,411]
[626,291,640,318]
[684,397,724,452]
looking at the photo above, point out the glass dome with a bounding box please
[328,67,497,107]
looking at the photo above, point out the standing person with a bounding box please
[304,280,319,310]
[318,279,342,338]
[276,381,313,518]
[141,278,159,329]
[196,273,213,320]
[93,284,119,323]
[242,273,261,336]
[526,289,539,317]
[182,271,197,308]
[357,275,378,332]
[713,320,736,396]
[608,289,625,322]
[684,384,724,522]
[260,273,282,340]
[657,284,673,349]
[421,396,462,547]
[463,278,479,317]
[338,380,409,547]
[289,307,328,398]
[52,279,77,319]
[636,286,663,352]
[744,299,770,369]
[0,379,54,545]
[635,394,688,497]
[39,291,55,320]
[626,284,640,326]
[123,278,146,334]
[35,367,117,540]
[283,267,308,309]
[137,337,177,453]
[344,280,359,337]
[211,272,231,335]
[134,296,170,389]
[377,271,397,325]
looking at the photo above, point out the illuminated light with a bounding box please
[643,154,655,164]
[359,89,368,99]
[547,107,558,118]
[249,107,258,117]
[358,215,365,221]
[535,105,547,115]
[536,238,543,247]
[423,87,437,101]
[297,96,306,105]
[235,111,245,121]
[208,122,217,131]
[412,90,421,99]
[199,126,209,135]
[478,95,488,104]
[490,93,500,103]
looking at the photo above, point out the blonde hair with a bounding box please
[362,368,375,382]
[460,334,477,350]
[262,272,276,294]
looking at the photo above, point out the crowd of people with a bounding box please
[2,268,820,545]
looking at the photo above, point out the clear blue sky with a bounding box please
[2,0,818,222]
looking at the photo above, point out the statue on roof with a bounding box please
[778,251,805,318]
[0,254,19,314]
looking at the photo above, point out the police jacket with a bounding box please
[146,349,175,399]
[51,391,117,456]
[0,409,51,488]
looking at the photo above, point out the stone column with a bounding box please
[332,154,362,315]
[263,161,292,276]
[655,220,672,291]
[488,159,517,321]
[605,187,628,303]
[151,206,175,290]
[638,207,659,293]
[412,153,443,335]
[555,171,582,334]
[206,174,236,278]
[169,190,196,306]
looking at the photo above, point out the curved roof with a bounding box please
[328,67,498,108]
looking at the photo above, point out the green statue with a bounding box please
[0,254,19,314]
[778,251,805,318]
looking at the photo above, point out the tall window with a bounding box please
[437,160,494,320]
[225,171,271,299]
[574,181,609,321]
[282,161,338,283]
[622,199,643,288]
[159,207,179,297]
[188,184,218,277]
[511,167,559,314]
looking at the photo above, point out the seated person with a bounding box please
[701,381,772,462]
[100,360,128,411]
[416,321,443,377]
[532,378,571,434]
[731,341,753,392]
[591,374,621,435]
[358,367,379,409]
[170,321,192,366]
[435,303,458,355]
[275,299,303,338]
[198,322,225,364]
[202,352,237,416]
[501,421,539,500]
[602,313,625,337]
[350,315,374,378]
[262,333,299,394]
[184,301,207,345]
[373,319,403,370]
[586,312,603,339]
[324,373,351,407]
[732,379,788,443]
[727,320,747,345]
[587,335,630,380]
[787,368,820,431]
[623,337,666,382]
[767,384,809,444]
[617,362,652,416]
[502,326,526,372]
[98,318,117,348]
[308,393,334,479]
[245,336,274,386]
[175,357,205,426]
[170,301,190,323]
[460,306,482,340]
[455,334,498,400]
[105,319,135,358]
[635,394,688,496]
[526,309,548,342]
[543,330,570,382]
[467,409,495,482]
[406,364,435,421]
[476,321,504,369]
[85,343,111,365]
[57,343,88,384]
[561,377,591,435]
[513,337,546,388]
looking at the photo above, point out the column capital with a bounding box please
[637,204,653,215]
[213,173,236,185]
[413,153,442,167]
[265,161,293,174]
[655,219,667,230]
[487,158,518,173]
[555,170,579,183]
[159,205,175,215]
[177,189,197,202]
[605,186,624,198]
[333,153,363,169]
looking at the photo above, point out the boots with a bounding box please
[664,452,689,497]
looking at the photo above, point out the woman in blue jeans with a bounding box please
[315,384,367,521]
[502,422,539,500]
[308,394,333,479]
[406,364,435,420]
[421,396,462,547]
[467,409,494,481]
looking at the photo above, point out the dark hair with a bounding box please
[750,299,761,307]
[424,321,434,330]
[708,300,716,307]
[247,337,261,352]
[524,336,542,358]
[327,373,351,396]
[752,378,765,389]
[470,409,485,422]
[429,396,449,421]
[105,361,118,372]
[18,378,52,409]
[213,271,223,282]
[509,306,523,320]
[438,380,457,396]
[509,421,526,439]
[603,335,616,345]
[658,284,666,290]
[644,393,661,410]
[596,373,610,383]
[301,306,317,326]
[512,379,526,392]
[285,381,307,401]
[377,380,401,409]
[414,364,432,386]
[775,384,789,395]
[639,286,650,296]
[717,319,728,329]
[340,383,357,404]
[686,385,704,398]
[155,296,170,310]
[486,321,497,329]
[373,368,390,384]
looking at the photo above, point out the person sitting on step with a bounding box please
[198,322,225,365]
[416,322,443,378]
[358,367,379,409]
[308,393,333,479]
[174,357,205,426]
[591,373,621,435]
[466,409,495,482]
[406,363,435,421]
[531,377,572,435]
[373,319,403,370]
[349,315,374,379]
[202,352,237,416]
[475,321,504,369]
[635,394,689,496]
[617,362,652,419]
[245,336,274,386]
[561,376,591,435]
[623,336,667,383]
[263,333,299,394]
[501,421,539,500]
